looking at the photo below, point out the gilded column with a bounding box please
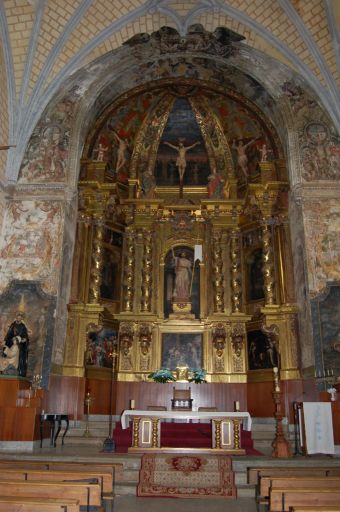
[262,218,276,306]
[141,230,153,312]
[123,229,136,312]
[212,231,224,313]
[230,229,242,313]
[88,216,105,304]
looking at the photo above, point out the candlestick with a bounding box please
[130,399,135,410]
[234,401,240,412]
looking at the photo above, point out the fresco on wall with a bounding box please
[311,283,340,379]
[247,330,279,370]
[85,327,118,368]
[0,201,64,295]
[0,281,56,387]
[89,90,161,183]
[281,81,340,182]
[156,97,209,186]
[303,199,340,295]
[18,92,80,183]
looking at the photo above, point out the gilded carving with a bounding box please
[139,323,152,372]
[119,323,134,371]
[262,218,276,305]
[230,229,242,313]
[141,231,153,312]
[212,231,224,313]
[212,323,227,372]
[89,217,105,304]
[123,229,136,312]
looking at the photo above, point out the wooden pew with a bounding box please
[0,480,102,510]
[0,496,80,512]
[290,508,340,512]
[248,465,340,485]
[0,467,113,495]
[260,475,340,499]
[270,488,340,512]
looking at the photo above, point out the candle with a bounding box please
[235,401,240,411]
[130,399,135,410]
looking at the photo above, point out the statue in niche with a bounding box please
[0,336,19,375]
[172,248,192,301]
[4,311,30,377]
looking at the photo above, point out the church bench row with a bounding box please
[247,466,340,485]
[0,480,102,510]
[290,508,340,512]
[0,496,80,512]
[260,475,340,499]
[270,488,340,512]
[0,467,113,496]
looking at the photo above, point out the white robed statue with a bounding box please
[172,249,192,301]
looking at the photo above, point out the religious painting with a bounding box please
[163,246,200,319]
[247,330,279,370]
[85,326,118,369]
[246,248,265,301]
[156,97,210,187]
[311,283,340,380]
[100,229,122,301]
[161,333,202,370]
[0,281,56,387]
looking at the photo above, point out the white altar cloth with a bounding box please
[121,410,252,431]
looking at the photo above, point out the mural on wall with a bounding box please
[18,91,81,183]
[88,90,162,183]
[0,201,64,295]
[247,329,279,370]
[162,333,202,370]
[303,199,340,295]
[281,81,340,182]
[311,283,340,379]
[0,281,56,387]
[85,326,118,368]
[156,97,209,186]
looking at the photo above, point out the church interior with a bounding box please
[0,1,339,510]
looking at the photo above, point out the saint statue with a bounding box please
[0,336,19,374]
[172,250,192,301]
[164,140,200,181]
[4,312,29,377]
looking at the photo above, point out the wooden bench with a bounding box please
[248,465,340,485]
[260,475,340,498]
[0,480,102,510]
[0,496,80,512]
[270,488,340,512]
[290,507,340,512]
[0,467,113,496]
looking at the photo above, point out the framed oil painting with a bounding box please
[85,326,118,368]
[247,329,279,370]
[161,333,202,370]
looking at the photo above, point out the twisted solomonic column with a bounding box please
[230,228,242,313]
[262,217,276,306]
[212,231,224,313]
[123,229,136,312]
[88,216,105,304]
[141,230,153,312]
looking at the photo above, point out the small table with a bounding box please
[40,414,69,448]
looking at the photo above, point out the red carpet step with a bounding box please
[113,421,262,455]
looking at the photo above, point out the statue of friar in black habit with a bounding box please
[4,312,29,377]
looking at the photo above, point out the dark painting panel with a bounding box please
[311,283,340,379]
[0,281,56,387]
[247,248,265,301]
[247,329,278,370]
[162,333,202,370]
[85,327,118,368]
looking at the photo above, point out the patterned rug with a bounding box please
[137,454,236,499]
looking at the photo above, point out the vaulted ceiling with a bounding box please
[0,0,339,183]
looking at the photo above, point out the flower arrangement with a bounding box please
[188,368,207,384]
[148,368,176,383]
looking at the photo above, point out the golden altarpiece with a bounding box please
[64,79,300,411]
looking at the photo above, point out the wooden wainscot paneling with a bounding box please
[113,382,247,415]
[0,377,30,407]
[44,375,86,419]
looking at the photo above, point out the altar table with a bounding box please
[121,410,251,453]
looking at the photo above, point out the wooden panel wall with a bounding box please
[44,375,85,419]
